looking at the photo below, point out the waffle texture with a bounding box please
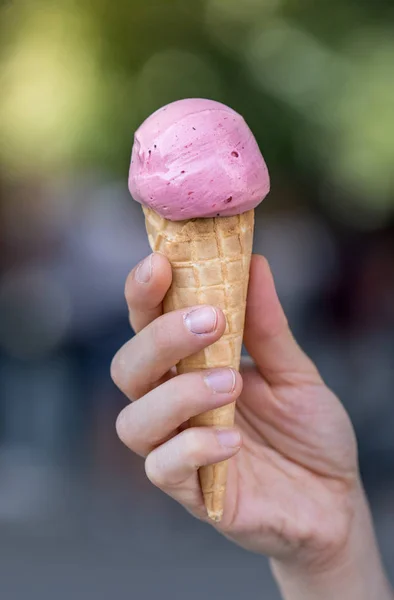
[143,206,254,520]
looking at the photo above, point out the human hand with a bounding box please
[111,252,362,565]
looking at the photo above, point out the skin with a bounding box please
[111,252,393,600]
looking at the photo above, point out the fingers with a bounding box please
[244,255,321,386]
[144,427,241,518]
[125,253,172,333]
[116,368,242,456]
[111,305,226,400]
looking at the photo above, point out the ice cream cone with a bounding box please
[129,98,269,520]
[143,205,254,521]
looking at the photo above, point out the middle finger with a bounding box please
[111,305,226,400]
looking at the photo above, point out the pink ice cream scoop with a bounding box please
[128,98,270,220]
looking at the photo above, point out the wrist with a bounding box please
[271,486,393,600]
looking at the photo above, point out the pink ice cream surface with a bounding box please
[128,98,270,221]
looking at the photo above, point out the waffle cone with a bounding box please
[143,206,254,521]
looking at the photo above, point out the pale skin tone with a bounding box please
[111,252,393,600]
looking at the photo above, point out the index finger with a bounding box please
[125,252,172,333]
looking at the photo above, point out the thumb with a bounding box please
[244,255,321,386]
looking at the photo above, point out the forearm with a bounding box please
[271,489,393,600]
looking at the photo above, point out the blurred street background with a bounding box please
[0,1,394,598]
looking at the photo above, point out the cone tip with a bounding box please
[207,508,223,523]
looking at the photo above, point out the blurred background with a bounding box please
[0,1,394,598]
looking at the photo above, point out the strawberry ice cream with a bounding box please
[128,98,270,220]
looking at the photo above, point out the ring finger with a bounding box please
[116,368,242,456]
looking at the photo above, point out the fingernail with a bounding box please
[135,255,153,283]
[216,428,241,449]
[184,307,217,334]
[204,369,236,394]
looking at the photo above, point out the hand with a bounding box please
[111,252,393,599]
[111,252,360,564]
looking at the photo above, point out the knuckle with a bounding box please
[116,407,140,447]
[110,342,140,400]
[144,453,165,487]
[110,353,122,387]
[115,409,129,443]
[110,349,131,388]
[116,407,141,452]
